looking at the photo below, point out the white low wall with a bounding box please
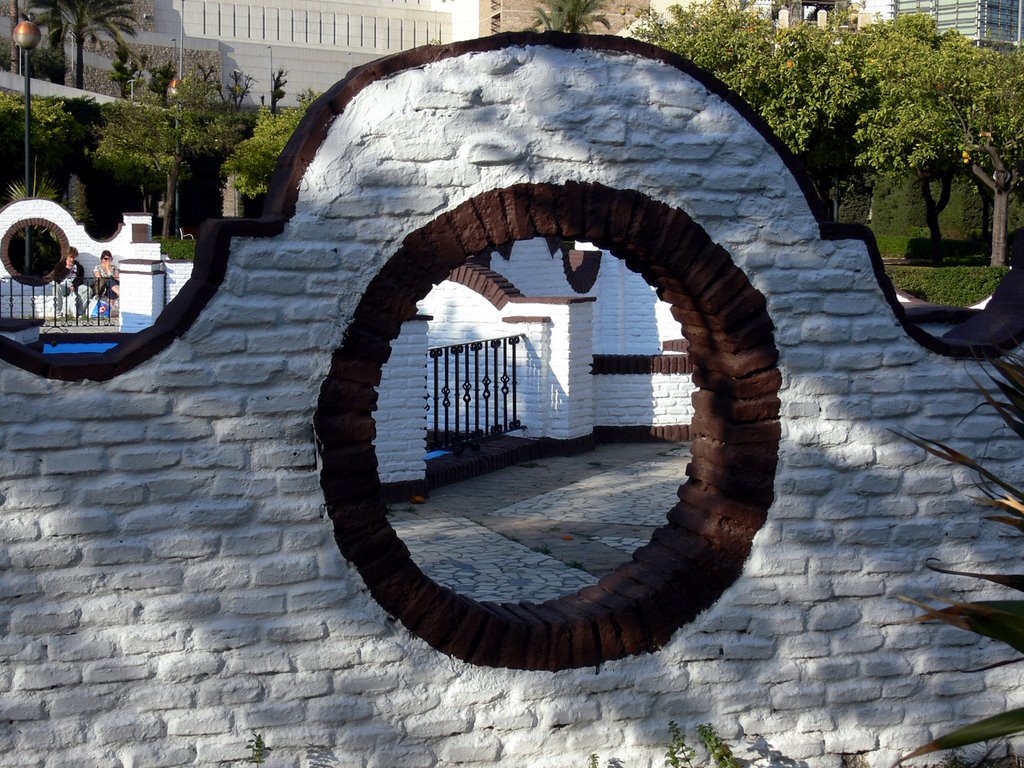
[592,370,697,428]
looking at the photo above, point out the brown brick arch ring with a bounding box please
[0,217,72,283]
[315,181,782,670]
[446,263,524,309]
[0,32,1019,380]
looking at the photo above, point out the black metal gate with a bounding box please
[427,334,524,453]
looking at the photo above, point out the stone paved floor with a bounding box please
[389,442,690,603]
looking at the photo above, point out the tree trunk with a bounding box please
[972,144,1017,267]
[9,0,18,72]
[162,156,181,240]
[75,37,84,90]
[919,170,953,263]
[992,184,1010,267]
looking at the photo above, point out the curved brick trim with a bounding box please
[662,338,690,354]
[562,249,602,293]
[591,354,693,375]
[447,263,524,310]
[317,181,781,670]
[1,217,72,282]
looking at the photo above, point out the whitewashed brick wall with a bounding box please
[375,319,428,484]
[592,372,697,427]
[165,260,195,305]
[0,42,1021,768]
[0,200,161,276]
[490,238,682,354]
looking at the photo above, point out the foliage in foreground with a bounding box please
[588,722,741,768]
[885,265,1009,306]
[899,351,1024,761]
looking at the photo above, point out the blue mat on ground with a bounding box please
[44,342,118,354]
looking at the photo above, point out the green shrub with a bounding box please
[873,235,988,263]
[157,238,197,262]
[884,265,1008,306]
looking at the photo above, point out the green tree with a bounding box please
[224,69,255,111]
[94,77,245,238]
[633,1,870,214]
[34,0,138,90]
[0,92,84,191]
[147,60,177,105]
[531,0,610,33]
[269,68,287,114]
[949,46,1024,266]
[222,102,308,198]
[109,42,147,99]
[856,16,966,262]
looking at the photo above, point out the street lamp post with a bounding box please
[168,78,182,238]
[267,45,274,113]
[178,0,184,76]
[13,19,41,273]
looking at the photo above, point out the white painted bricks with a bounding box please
[0,43,1021,768]
[375,318,428,483]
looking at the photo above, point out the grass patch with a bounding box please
[874,235,988,264]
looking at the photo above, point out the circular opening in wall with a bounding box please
[377,236,696,604]
[316,182,781,670]
[3,223,67,279]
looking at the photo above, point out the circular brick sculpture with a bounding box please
[317,182,780,669]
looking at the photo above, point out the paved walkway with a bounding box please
[389,442,690,603]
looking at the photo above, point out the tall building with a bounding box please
[5,0,650,106]
[895,0,1023,44]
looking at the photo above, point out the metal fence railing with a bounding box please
[0,277,118,329]
[427,334,524,454]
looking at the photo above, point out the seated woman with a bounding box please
[94,250,120,301]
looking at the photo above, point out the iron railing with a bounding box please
[0,277,118,329]
[428,334,524,453]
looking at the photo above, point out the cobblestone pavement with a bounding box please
[389,442,690,603]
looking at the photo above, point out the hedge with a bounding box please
[157,238,197,262]
[873,236,988,263]
[884,265,1009,306]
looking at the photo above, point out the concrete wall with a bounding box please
[0,40,1021,768]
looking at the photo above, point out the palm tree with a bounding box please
[531,0,611,33]
[33,0,138,90]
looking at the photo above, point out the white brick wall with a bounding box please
[0,201,161,276]
[0,43,1020,768]
[165,260,195,306]
[592,372,697,427]
[375,319,428,483]
[492,238,683,354]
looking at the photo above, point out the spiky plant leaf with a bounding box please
[899,351,1024,761]
[926,559,1024,593]
[898,707,1024,763]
